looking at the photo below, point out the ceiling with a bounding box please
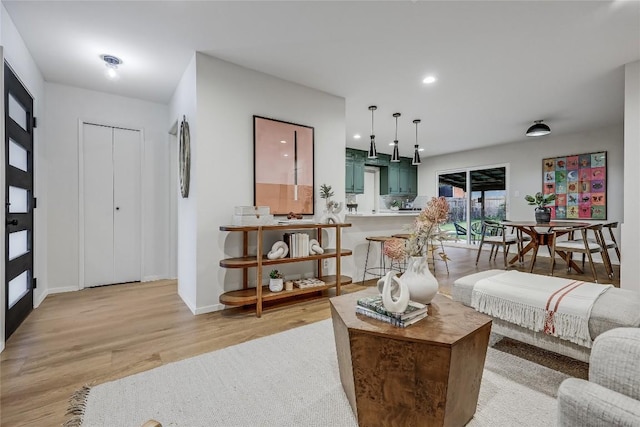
[3,1,639,158]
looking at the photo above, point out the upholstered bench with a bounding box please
[453,270,640,362]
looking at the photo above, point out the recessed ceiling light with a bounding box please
[280,140,287,143]
[422,75,437,84]
[419,148,425,152]
[284,153,289,157]
[354,134,361,139]
[389,142,395,146]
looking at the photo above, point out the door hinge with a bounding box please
[32,197,37,209]
[32,277,37,289]
[32,116,37,128]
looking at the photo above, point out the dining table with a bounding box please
[501,220,591,273]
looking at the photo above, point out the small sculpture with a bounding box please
[267,241,289,259]
[379,271,410,314]
[309,239,324,254]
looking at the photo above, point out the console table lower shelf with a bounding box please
[219,275,352,307]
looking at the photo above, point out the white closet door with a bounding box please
[83,124,141,287]
[113,128,141,283]
[84,124,115,287]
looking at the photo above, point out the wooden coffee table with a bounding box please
[330,289,492,427]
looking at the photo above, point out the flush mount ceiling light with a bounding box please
[391,112,401,162]
[368,106,378,159]
[353,134,361,139]
[412,119,422,165]
[101,54,122,80]
[526,120,551,137]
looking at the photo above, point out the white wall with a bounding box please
[45,83,170,292]
[190,53,345,314]
[621,60,640,291]
[168,54,198,312]
[418,125,624,263]
[0,5,46,352]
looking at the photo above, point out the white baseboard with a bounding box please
[142,275,165,282]
[194,303,225,315]
[34,290,49,308]
[0,341,4,354]
[48,286,80,295]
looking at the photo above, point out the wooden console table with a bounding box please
[219,223,352,317]
[330,288,492,426]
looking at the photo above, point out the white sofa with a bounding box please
[452,269,640,362]
[557,328,640,426]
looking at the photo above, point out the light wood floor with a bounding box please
[0,246,619,426]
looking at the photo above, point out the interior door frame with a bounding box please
[78,119,144,290]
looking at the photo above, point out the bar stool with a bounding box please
[362,236,395,283]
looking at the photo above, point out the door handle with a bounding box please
[6,219,18,226]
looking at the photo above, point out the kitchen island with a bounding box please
[342,211,420,283]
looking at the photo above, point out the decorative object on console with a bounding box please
[542,151,607,220]
[232,205,275,226]
[525,192,556,223]
[309,239,324,254]
[179,115,191,198]
[269,269,284,292]
[318,183,342,224]
[267,241,289,260]
[254,116,314,215]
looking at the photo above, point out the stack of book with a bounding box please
[282,232,311,258]
[293,278,326,288]
[356,295,428,328]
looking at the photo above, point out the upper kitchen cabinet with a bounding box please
[380,157,418,196]
[346,148,365,194]
[364,153,390,167]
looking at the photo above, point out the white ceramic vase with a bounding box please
[269,278,283,292]
[401,256,439,304]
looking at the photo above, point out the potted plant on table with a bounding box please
[525,192,556,223]
[269,269,284,292]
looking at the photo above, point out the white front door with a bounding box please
[83,123,141,287]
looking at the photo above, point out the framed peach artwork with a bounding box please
[253,116,314,215]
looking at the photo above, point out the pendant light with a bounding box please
[412,119,421,165]
[368,105,378,159]
[391,112,401,162]
[526,120,551,137]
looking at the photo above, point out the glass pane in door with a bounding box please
[8,271,29,308]
[9,186,29,213]
[470,167,507,242]
[8,93,28,131]
[9,139,28,171]
[9,230,29,260]
[438,172,468,242]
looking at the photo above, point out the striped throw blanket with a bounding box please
[471,271,611,347]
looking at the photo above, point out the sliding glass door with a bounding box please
[438,165,508,245]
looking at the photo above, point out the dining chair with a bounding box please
[603,221,621,263]
[577,222,619,279]
[550,225,605,283]
[502,219,531,264]
[475,221,518,269]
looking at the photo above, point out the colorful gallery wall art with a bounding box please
[542,151,607,220]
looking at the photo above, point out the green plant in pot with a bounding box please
[525,192,556,223]
[268,269,284,293]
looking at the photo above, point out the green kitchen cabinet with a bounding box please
[364,153,390,167]
[380,157,418,195]
[345,148,365,194]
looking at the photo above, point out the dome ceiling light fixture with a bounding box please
[368,105,378,159]
[412,119,422,166]
[391,112,401,162]
[526,120,551,137]
[101,54,122,80]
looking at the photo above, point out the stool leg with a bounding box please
[362,240,372,284]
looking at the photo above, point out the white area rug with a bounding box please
[76,320,569,427]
